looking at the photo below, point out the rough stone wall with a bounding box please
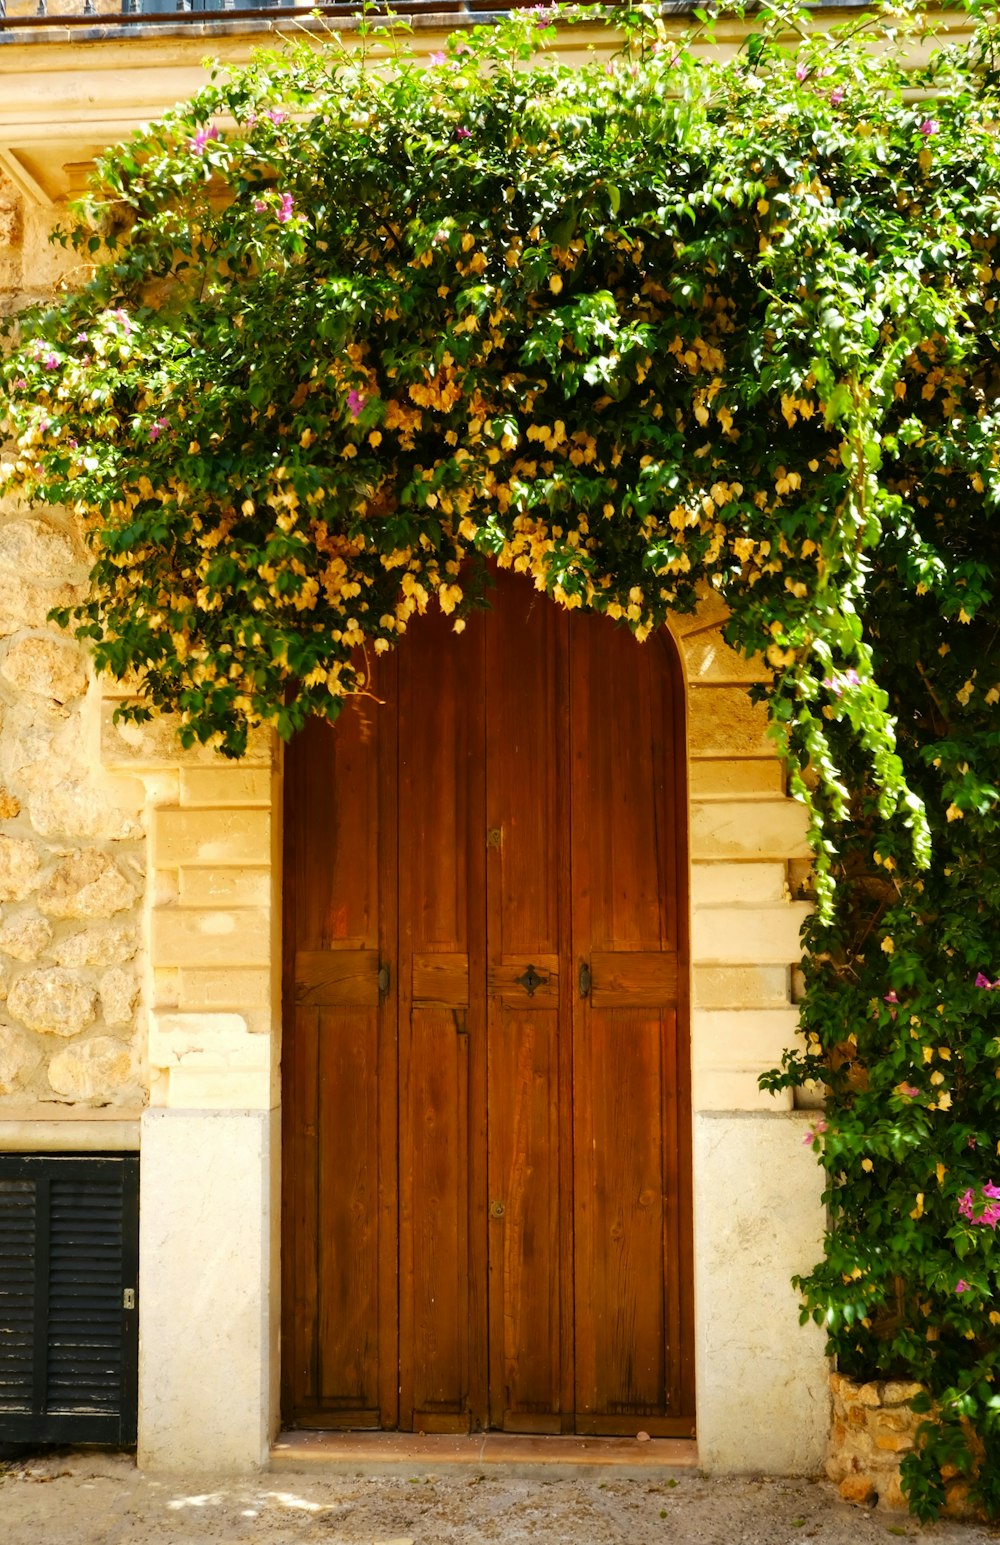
[0,175,147,1111]
[826,1372,981,1517]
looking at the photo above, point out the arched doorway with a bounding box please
[281,572,694,1435]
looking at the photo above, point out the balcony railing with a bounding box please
[0,0,858,34]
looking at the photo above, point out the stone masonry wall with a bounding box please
[827,1373,982,1517]
[0,173,147,1111]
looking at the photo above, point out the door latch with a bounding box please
[377,964,390,998]
[579,961,592,999]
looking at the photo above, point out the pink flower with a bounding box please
[266,109,288,125]
[897,1083,920,1100]
[919,118,939,137]
[830,88,845,106]
[253,199,267,213]
[276,193,294,224]
[189,125,220,152]
[822,668,861,696]
[148,418,169,442]
[67,438,78,449]
[346,389,366,420]
[802,1117,827,1146]
[454,126,472,140]
[795,63,808,82]
[974,972,997,990]
[41,353,59,370]
[884,991,898,1020]
[955,1279,972,1293]
[428,51,447,67]
[983,1181,1000,1199]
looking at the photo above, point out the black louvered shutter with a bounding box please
[0,1154,138,1444]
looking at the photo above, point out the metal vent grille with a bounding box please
[0,1155,138,1445]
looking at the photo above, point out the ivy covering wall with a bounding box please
[1,0,999,1515]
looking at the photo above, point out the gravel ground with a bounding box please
[1,1451,999,1545]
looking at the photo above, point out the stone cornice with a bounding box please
[0,6,979,205]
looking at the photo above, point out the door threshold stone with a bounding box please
[271,1429,699,1479]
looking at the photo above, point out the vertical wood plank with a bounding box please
[397,610,485,1430]
[485,575,573,1429]
[570,614,694,1432]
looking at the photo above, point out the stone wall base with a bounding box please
[826,1372,979,1517]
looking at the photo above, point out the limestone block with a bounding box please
[28,775,143,842]
[693,1111,828,1474]
[0,576,82,638]
[180,768,272,806]
[38,849,138,919]
[0,910,53,962]
[692,902,812,965]
[138,1108,276,1470]
[0,516,83,582]
[148,1011,267,1073]
[667,586,730,638]
[0,1022,41,1094]
[882,1381,924,1406]
[0,787,21,820]
[688,760,785,800]
[48,1035,135,1101]
[689,800,812,861]
[100,966,139,1027]
[0,190,22,250]
[693,1067,794,1112]
[152,908,271,968]
[839,1475,876,1505]
[179,868,271,908]
[177,967,272,1011]
[0,835,41,901]
[688,686,773,757]
[153,807,271,867]
[693,964,791,1010]
[8,966,98,1037]
[0,636,88,704]
[100,700,273,772]
[691,861,788,906]
[692,1007,802,1071]
[52,924,139,969]
[683,632,771,684]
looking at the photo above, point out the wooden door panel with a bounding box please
[590,951,678,1009]
[282,694,398,1430]
[485,575,573,1430]
[294,950,381,1007]
[411,953,469,1007]
[573,1007,668,1421]
[400,1011,472,1429]
[487,1008,567,1430]
[570,612,693,1433]
[315,1005,381,1424]
[397,610,486,1431]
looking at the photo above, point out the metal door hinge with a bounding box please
[579,961,592,999]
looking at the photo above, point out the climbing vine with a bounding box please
[2,0,1000,1514]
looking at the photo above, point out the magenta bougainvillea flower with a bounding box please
[277,193,295,224]
[189,125,219,151]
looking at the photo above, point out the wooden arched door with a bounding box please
[282,574,694,1435]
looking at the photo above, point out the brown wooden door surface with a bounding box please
[282,574,694,1436]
